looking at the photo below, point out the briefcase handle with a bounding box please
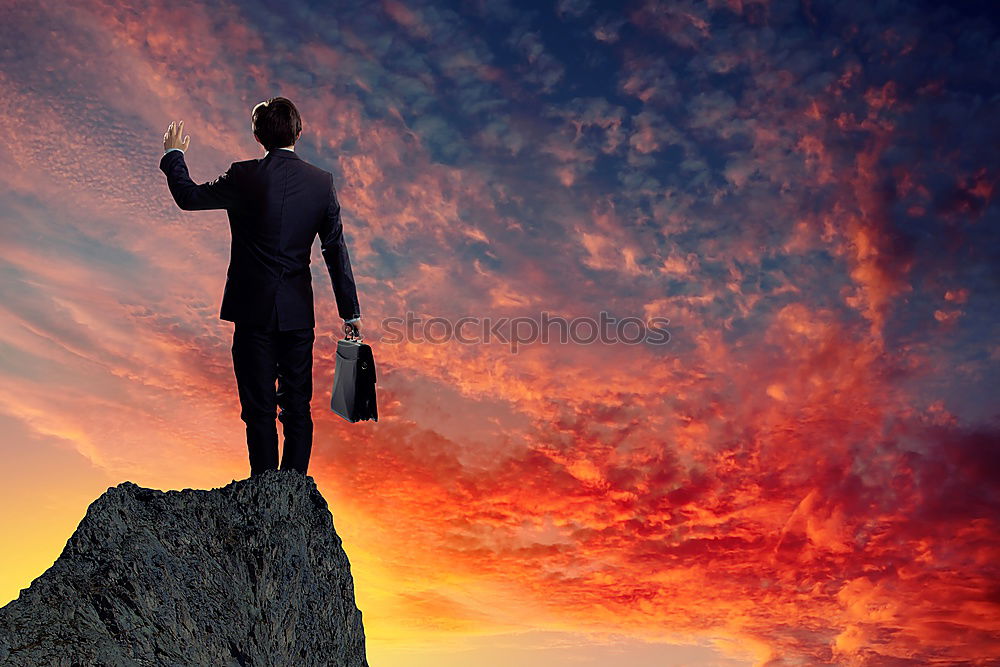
[343,322,363,342]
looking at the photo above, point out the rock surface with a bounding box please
[0,469,369,666]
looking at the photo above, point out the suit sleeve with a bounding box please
[319,174,362,321]
[159,150,241,211]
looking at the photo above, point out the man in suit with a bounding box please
[159,96,362,477]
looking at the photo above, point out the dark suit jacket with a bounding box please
[159,148,361,331]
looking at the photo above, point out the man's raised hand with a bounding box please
[163,119,191,152]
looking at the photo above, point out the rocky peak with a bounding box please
[0,469,368,666]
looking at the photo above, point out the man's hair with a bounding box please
[251,97,302,151]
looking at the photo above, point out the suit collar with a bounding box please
[263,148,300,160]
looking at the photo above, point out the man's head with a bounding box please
[252,97,302,151]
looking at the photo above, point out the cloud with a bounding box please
[0,0,998,662]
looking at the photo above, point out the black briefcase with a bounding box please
[330,337,378,422]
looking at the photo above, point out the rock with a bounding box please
[0,469,369,666]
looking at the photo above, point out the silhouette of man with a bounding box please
[159,97,362,477]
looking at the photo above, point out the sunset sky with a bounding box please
[1,0,998,664]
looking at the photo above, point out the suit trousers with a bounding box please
[231,303,315,476]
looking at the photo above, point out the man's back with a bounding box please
[159,147,361,331]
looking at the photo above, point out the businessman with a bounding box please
[159,96,362,477]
